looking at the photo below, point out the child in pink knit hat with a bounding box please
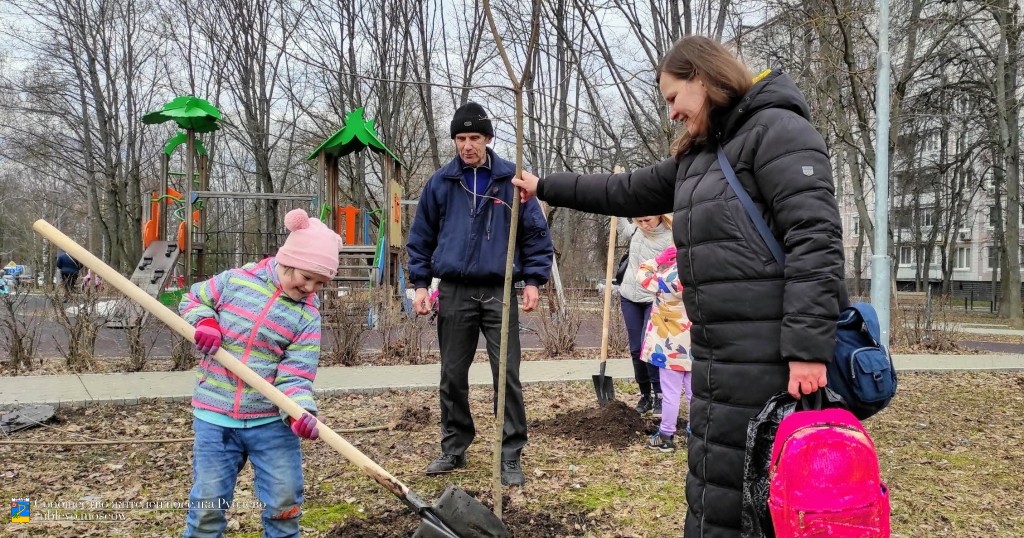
[178,208,342,537]
[275,208,344,300]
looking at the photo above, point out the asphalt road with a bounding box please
[11,292,1024,359]
[18,294,612,359]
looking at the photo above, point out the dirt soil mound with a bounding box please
[394,405,432,431]
[531,400,646,449]
[326,504,591,537]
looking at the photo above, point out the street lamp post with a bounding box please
[870,0,893,348]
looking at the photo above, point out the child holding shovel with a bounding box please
[637,245,693,453]
[179,208,343,537]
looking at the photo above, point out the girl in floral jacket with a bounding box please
[637,244,692,452]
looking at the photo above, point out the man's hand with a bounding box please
[511,171,540,202]
[788,361,828,399]
[413,287,432,315]
[521,285,540,312]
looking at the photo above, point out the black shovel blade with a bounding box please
[592,360,615,406]
[412,485,509,538]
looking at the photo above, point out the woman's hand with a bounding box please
[787,361,827,399]
[512,170,540,202]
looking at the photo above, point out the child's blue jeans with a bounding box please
[184,417,304,538]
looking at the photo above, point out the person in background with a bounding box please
[81,269,103,294]
[636,245,692,453]
[179,208,343,538]
[407,101,554,488]
[55,250,82,301]
[618,215,673,417]
[513,35,844,536]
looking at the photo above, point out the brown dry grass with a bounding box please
[2,372,1022,537]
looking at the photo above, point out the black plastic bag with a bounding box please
[740,388,846,538]
[612,252,629,285]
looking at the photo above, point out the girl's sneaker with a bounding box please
[646,431,676,453]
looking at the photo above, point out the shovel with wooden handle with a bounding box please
[592,216,617,406]
[33,219,508,538]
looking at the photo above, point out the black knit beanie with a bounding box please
[450,101,494,138]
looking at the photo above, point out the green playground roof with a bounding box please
[163,132,208,157]
[308,108,405,168]
[142,95,222,133]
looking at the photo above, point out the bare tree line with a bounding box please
[0,0,1022,319]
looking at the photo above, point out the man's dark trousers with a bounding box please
[436,280,527,461]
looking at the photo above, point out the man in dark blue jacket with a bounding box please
[55,250,82,301]
[407,102,553,488]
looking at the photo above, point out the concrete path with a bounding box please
[959,326,1024,336]
[2,354,1022,408]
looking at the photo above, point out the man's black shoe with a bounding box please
[425,453,466,475]
[501,460,526,487]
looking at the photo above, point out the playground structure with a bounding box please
[117,99,407,328]
[308,108,408,318]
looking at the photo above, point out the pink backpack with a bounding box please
[769,405,890,537]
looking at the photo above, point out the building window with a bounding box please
[894,208,913,229]
[921,208,934,228]
[851,216,861,236]
[957,96,971,113]
[954,247,970,270]
[989,206,1001,228]
[988,246,1000,270]
[899,246,914,266]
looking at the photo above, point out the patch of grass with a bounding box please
[563,482,631,511]
[302,502,364,531]
[550,448,689,530]
[647,475,688,511]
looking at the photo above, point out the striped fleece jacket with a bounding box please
[179,257,321,420]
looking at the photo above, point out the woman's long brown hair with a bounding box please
[656,36,753,157]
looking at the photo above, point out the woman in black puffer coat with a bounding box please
[513,36,845,537]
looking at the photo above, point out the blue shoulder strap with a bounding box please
[851,302,882,345]
[716,146,785,266]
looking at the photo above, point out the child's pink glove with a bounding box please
[290,413,319,440]
[193,318,222,355]
[655,246,678,267]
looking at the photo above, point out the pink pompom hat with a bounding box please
[275,209,344,278]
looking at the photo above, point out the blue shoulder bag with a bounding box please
[716,146,896,420]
